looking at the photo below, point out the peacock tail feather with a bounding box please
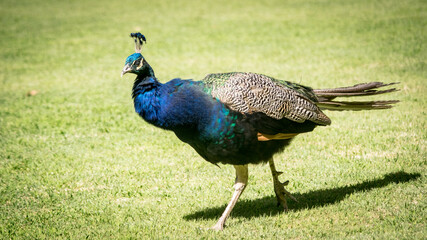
[313,82,399,111]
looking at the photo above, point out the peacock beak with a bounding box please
[121,64,132,77]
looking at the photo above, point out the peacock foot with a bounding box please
[210,222,224,231]
[272,173,298,210]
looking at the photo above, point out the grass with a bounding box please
[0,0,425,239]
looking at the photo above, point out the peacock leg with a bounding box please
[211,164,248,231]
[268,158,297,210]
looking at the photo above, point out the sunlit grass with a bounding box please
[0,0,425,239]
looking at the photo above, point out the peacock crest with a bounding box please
[130,32,146,53]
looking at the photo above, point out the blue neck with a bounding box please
[132,76,209,130]
[132,71,163,124]
[131,60,157,97]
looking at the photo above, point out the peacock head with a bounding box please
[121,52,146,77]
[121,32,152,77]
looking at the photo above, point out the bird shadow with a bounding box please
[184,171,420,221]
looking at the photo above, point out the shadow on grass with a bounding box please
[184,171,420,220]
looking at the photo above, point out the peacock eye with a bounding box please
[134,60,141,66]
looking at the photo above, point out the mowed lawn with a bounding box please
[0,0,425,239]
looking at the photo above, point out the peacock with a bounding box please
[121,33,399,230]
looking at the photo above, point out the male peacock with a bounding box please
[121,33,398,230]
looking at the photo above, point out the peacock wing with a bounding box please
[202,72,331,126]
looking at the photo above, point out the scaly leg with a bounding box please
[268,158,297,210]
[211,165,248,231]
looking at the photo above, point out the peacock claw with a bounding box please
[268,159,298,210]
[273,179,298,210]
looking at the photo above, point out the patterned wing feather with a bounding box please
[202,72,331,126]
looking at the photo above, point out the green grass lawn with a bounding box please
[1,0,425,239]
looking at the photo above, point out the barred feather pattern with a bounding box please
[202,72,331,126]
